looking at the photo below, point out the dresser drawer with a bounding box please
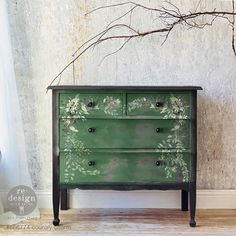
[60,151,191,184]
[127,92,191,118]
[59,93,123,117]
[60,119,190,149]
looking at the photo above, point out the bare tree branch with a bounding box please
[48,1,236,87]
[72,23,138,57]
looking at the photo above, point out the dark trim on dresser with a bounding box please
[59,183,189,191]
[189,90,197,227]
[48,85,203,91]
[52,90,60,226]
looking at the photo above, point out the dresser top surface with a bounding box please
[47,85,203,91]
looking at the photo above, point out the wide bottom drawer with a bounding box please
[60,151,191,184]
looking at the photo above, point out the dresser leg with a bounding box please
[52,182,60,226]
[61,189,68,210]
[52,154,60,226]
[189,182,196,227]
[52,91,60,226]
[181,190,188,211]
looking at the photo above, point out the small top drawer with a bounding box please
[59,92,123,117]
[127,92,191,118]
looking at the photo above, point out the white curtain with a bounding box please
[0,0,39,225]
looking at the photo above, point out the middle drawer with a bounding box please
[59,119,190,149]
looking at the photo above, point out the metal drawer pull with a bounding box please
[156,128,161,133]
[87,102,95,107]
[156,161,162,166]
[156,102,163,107]
[88,161,95,166]
[88,127,95,133]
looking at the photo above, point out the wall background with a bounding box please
[6,0,236,193]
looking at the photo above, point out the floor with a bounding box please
[0,209,236,235]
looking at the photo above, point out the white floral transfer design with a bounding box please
[102,96,121,116]
[61,93,190,183]
[62,130,100,183]
[64,152,100,183]
[128,94,190,119]
[128,94,190,182]
[61,94,122,182]
[156,119,190,182]
[61,94,122,119]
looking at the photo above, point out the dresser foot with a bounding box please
[53,218,60,226]
[52,153,60,226]
[189,218,196,227]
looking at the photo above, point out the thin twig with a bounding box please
[164,1,181,15]
[85,1,166,16]
[129,5,135,26]
[85,2,135,15]
[72,24,138,57]
[73,62,75,84]
[98,38,132,66]
[161,26,174,45]
[106,6,138,28]
[232,0,236,56]
[57,73,62,85]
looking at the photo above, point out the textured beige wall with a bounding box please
[7,0,236,190]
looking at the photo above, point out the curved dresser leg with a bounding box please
[53,179,60,226]
[52,91,60,226]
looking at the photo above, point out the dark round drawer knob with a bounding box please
[68,111,75,115]
[156,161,161,166]
[87,102,95,107]
[88,161,95,166]
[173,110,181,114]
[156,128,161,133]
[88,127,95,133]
[156,102,163,107]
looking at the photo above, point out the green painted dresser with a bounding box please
[48,86,202,227]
